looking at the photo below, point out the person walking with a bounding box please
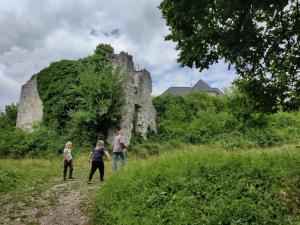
[87,140,111,184]
[112,130,127,171]
[63,141,75,181]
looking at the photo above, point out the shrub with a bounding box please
[153,92,300,148]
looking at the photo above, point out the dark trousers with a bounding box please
[88,160,104,181]
[63,159,73,179]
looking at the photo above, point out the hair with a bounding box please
[96,140,104,146]
[65,141,72,148]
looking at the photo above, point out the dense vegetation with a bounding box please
[159,0,300,112]
[37,44,123,144]
[1,87,299,158]
[92,146,300,225]
[129,92,300,157]
[0,44,124,157]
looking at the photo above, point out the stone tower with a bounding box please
[16,74,43,132]
[16,51,156,145]
[109,51,157,144]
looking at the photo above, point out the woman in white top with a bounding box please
[63,141,75,181]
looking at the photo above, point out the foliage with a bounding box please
[37,44,123,144]
[152,92,300,149]
[0,124,68,158]
[0,44,124,158]
[128,133,183,158]
[92,147,300,224]
[66,64,123,144]
[0,104,69,158]
[227,89,268,127]
[94,43,114,56]
[159,0,300,112]
[0,104,18,129]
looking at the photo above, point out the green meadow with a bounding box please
[92,145,300,225]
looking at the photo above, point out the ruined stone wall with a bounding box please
[17,51,156,145]
[16,75,43,132]
[110,52,156,145]
[134,70,156,135]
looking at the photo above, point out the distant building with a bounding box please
[162,79,223,96]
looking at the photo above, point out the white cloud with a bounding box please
[0,0,235,110]
[0,65,21,111]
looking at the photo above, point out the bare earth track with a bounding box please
[0,169,101,225]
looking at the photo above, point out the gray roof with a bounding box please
[162,87,191,95]
[162,79,223,96]
[191,79,213,92]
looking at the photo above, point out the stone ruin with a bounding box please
[16,52,157,145]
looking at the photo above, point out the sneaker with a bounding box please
[87,180,92,184]
[69,177,75,180]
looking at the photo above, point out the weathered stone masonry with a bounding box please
[16,75,43,132]
[16,52,156,145]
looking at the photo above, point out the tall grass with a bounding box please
[0,158,61,194]
[92,145,300,225]
[0,153,95,195]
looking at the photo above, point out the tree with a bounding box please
[37,45,124,144]
[94,43,114,56]
[67,63,123,143]
[159,0,300,112]
[0,104,18,129]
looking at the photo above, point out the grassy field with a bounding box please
[92,145,300,225]
[1,145,300,224]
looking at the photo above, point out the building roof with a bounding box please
[163,87,191,95]
[191,79,213,92]
[162,79,223,96]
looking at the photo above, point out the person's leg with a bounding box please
[88,161,97,181]
[69,160,74,179]
[120,151,126,168]
[63,160,68,180]
[113,152,119,171]
[99,160,104,181]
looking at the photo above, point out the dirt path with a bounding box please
[38,178,95,225]
[0,168,103,225]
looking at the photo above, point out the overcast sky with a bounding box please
[0,0,236,111]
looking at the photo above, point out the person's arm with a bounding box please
[63,149,67,160]
[88,151,93,162]
[104,150,111,160]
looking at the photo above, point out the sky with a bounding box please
[0,0,236,111]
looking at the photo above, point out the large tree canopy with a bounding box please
[159,0,300,112]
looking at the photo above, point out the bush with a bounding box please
[153,92,300,149]
[0,168,24,193]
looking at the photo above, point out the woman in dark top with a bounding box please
[88,140,110,184]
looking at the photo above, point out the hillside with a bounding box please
[92,145,300,225]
